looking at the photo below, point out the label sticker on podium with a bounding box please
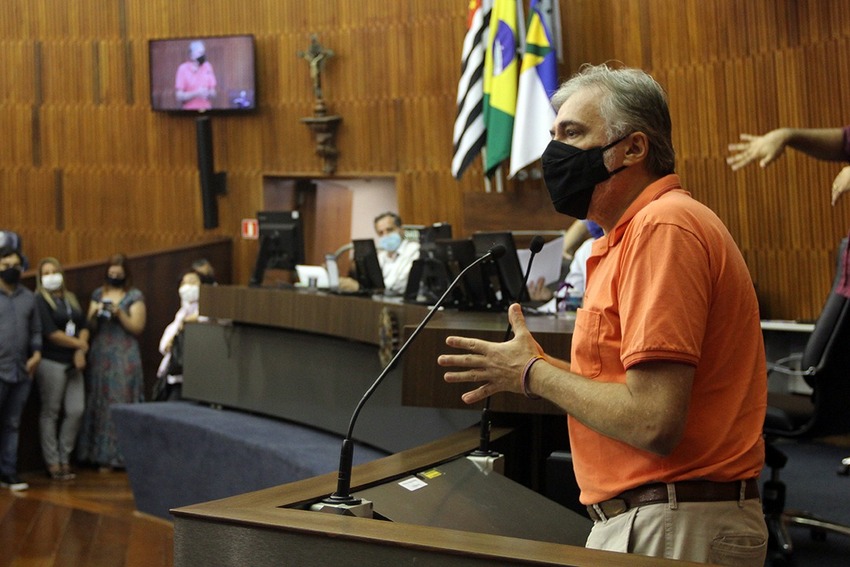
[399,477,427,492]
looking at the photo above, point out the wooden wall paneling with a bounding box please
[4,0,850,321]
[0,40,35,101]
[258,108,305,173]
[399,170,462,231]
[215,115,265,173]
[756,2,787,53]
[227,171,264,285]
[831,0,850,40]
[839,37,850,120]
[710,62,731,158]
[562,0,598,70]
[644,0,664,70]
[0,105,33,164]
[754,52,778,136]
[730,0,750,58]
[150,115,198,169]
[695,66,711,158]
[114,108,149,168]
[799,0,822,43]
[340,100,397,173]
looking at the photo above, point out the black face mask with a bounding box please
[541,135,629,219]
[196,55,206,65]
[106,276,126,288]
[0,266,21,286]
[199,274,216,285]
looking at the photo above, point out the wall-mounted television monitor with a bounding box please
[249,211,305,287]
[149,34,257,113]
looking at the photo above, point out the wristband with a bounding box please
[521,355,544,400]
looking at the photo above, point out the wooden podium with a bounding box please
[172,427,699,566]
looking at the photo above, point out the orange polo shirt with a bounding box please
[569,174,766,505]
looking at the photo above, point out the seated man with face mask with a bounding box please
[339,212,421,296]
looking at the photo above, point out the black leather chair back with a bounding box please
[769,237,850,438]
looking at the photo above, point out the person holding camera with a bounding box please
[77,253,146,471]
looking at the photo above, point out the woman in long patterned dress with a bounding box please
[77,254,146,470]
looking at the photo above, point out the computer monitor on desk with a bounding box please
[418,222,452,259]
[352,239,385,294]
[249,211,305,287]
[402,223,454,305]
[472,231,530,308]
[437,239,494,310]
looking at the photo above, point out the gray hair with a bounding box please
[550,63,675,176]
[374,211,402,228]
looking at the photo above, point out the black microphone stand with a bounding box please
[312,245,507,516]
[469,236,545,468]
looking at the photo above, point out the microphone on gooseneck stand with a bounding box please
[469,235,546,471]
[310,244,508,517]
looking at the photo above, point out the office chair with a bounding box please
[763,239,850,563]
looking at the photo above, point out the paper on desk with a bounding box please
[517,235,564,286]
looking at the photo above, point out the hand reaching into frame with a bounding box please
[726,130,790,171]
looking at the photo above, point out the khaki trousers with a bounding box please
[585,498,767,566]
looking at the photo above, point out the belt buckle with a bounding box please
[591,498,628,521]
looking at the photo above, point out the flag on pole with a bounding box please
[452,0,492,180]
[482,0,519,177]
[537,0,563,63]
[509,0,558,177]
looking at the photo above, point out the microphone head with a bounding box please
[529,235,545,254]
[488,244,507,259]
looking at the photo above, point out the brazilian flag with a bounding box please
[482,0,518,177]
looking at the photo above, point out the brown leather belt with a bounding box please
[586,479,760,522]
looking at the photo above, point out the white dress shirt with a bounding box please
[378,239,420,295]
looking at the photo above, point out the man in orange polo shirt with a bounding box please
[438,63,768,565]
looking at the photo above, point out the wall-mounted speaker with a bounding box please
[196,116,226,229]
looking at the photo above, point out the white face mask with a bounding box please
[41,273,64,291]
[179,284,200,305]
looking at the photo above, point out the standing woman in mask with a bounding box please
[77,253,146,471]
[154,270,204,401]
[33,258,89,481]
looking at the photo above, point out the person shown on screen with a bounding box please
[339,212,420,295]
[175,40,217,111]
[727,126,850,205]
[438,64,768,565]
